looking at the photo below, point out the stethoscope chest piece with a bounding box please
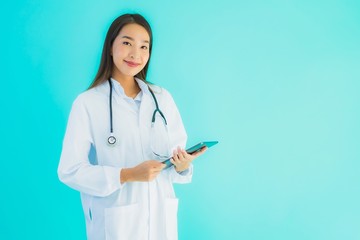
[108,135,117,146]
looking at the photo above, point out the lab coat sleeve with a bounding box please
[166,164,193,183]
[160,89,193,184]
[58,95,122,197]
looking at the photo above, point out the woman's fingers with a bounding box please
[177,147,186,159]
[170,145,208,172]
[174,148,187,162]
[192,146,207,157]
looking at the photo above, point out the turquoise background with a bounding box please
[1,0,359,239]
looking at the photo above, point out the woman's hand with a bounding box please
[170,146,207,172]
[121,160,165,184]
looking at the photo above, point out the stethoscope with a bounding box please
[107,79,168,146]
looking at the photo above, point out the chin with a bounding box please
[120,68,142,77]
[127,71,141,77]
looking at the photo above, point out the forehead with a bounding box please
[118,23,150,42]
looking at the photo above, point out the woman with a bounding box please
[58,13,206,240]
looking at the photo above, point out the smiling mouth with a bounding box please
[124,60,140,67]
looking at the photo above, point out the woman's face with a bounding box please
[111,23,150,79]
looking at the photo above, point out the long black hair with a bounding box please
[89,14,153,89]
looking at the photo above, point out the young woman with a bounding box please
[58,13,206,240]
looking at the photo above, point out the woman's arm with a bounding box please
[120,160,165,184]
[58,96,123,197]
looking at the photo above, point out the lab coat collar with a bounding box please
[135,78,152,96]
[110,77,151,99]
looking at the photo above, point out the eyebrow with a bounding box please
[121,35,150,44]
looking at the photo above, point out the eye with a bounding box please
[141,46,148,50]
[122,41,131,46]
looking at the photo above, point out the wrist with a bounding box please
[120,168,133,184]
[175,166,188,173]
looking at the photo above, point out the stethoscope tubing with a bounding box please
[107,78,167,145]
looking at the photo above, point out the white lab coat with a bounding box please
[58,78,193,240]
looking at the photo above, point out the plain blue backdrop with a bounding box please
[1,0,359,239]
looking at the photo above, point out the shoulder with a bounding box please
[148,84,174,102]
[147,84,180,114]
[72,82,108,107]
[135,78,174,101]
[68,83,108,117]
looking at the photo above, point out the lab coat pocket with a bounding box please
[165,198,179,240]
[104,203,146,240]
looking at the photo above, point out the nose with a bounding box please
[129,48,140,60]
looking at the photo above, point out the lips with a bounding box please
[124,60,140,67]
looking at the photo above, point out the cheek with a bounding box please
[112,43,126,56]
[112,54,122,67]
[142,53,150,64]
[112,48,126,63]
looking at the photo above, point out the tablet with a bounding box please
[162,141,218,169]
